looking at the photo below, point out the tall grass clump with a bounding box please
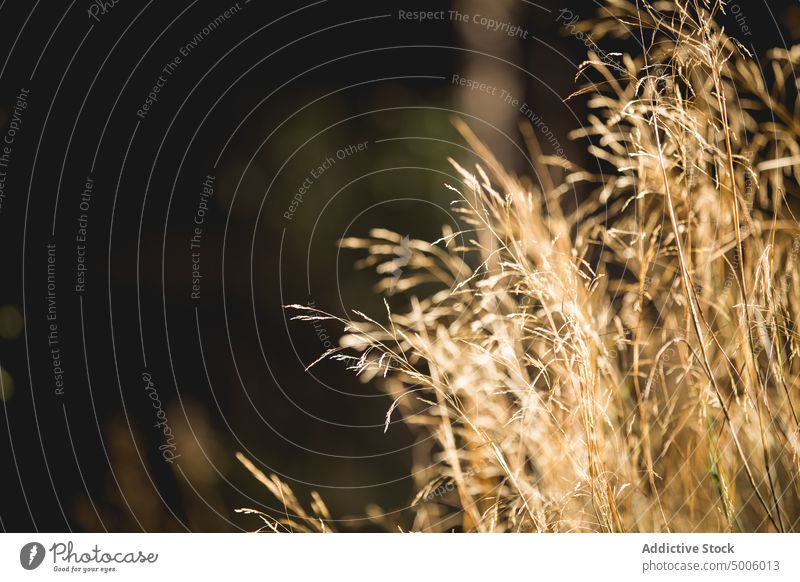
[255,0,800,532]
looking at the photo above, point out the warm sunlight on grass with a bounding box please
[243,0,800,532]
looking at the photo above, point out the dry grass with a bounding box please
[235,452,335,532]
[245,0,800,532]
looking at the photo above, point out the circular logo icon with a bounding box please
[20,542,46,570]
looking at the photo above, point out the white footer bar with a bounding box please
[1,533,798,581]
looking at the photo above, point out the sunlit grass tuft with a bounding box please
[241,0,800,532]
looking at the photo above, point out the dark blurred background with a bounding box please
[0,0,797,532]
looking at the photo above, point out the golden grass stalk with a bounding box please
[248,0,800,532]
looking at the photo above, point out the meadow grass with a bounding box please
[243,0,800,532]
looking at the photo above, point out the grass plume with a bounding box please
[250,0,800,532]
